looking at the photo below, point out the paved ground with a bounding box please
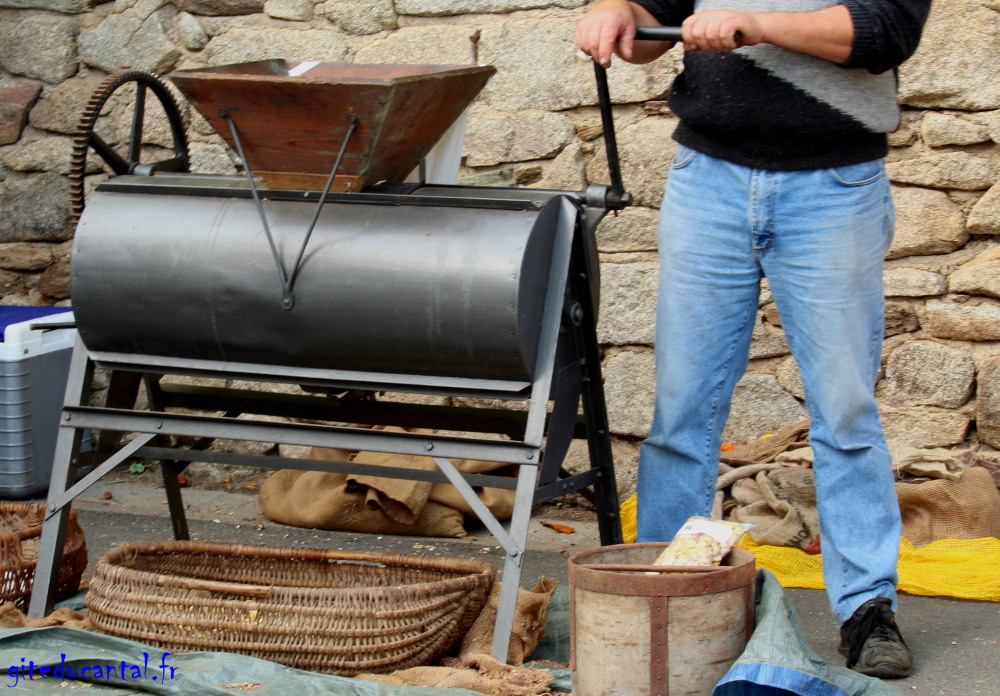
[37,474,1000,695]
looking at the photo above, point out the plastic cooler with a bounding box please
[0,307,75,498]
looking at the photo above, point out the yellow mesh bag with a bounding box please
[619,494,1000,602]
[620,493,637,544]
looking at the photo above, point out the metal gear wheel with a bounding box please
[69,70,190,225]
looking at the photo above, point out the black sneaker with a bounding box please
[838,597,913,679]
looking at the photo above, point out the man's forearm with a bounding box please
[679,5,854,64]
[746,6,853,63]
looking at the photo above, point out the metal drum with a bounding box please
[71,180,566,382]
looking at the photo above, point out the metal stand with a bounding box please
[28,195,621,662]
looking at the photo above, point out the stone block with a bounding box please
[322,0,395,34]
[976,355,1000,448]
[0,173,71,242]
[602,349,654,438]
[887,152,1000,191]
[721,373,807,445]
[28,73,106,135]
[967,182,1000,235]
[0,242,54,271]
[883,267,947,297]
[205,26,349,65]
[37,261,70,299]
[80,13,179,73]
[0,0,90,11]
[264,0,312,21]
[176,0,264,15]
[596,260,657,345]
[1,135,74,175]
[949,248,1000,299]
[898,0,1000,110]
[880,406,970,448]
[529,141,588,192]
[882,339,975,408]
[463,105,573,167]
[887,186,967,259]
[353,25,476,65]
[0,13,78,83]
[0,83,41,145]
[176,11,209,50]
[396,0,586,15]
[884,300,920,337]
[594,205,658,253]
[920,112,991,147]
[748,313,789,360]
[923,296,1000,341]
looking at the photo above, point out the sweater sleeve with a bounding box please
[839,0,932,74]
[631,0,695,30]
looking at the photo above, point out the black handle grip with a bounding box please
[633,26,684,42]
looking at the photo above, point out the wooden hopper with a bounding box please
[170,61,496,191]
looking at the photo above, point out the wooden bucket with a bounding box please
[569,543,755,696]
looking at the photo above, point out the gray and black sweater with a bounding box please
[632,0,932,170]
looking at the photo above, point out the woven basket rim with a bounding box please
[86,540,494,675]
[94,540,497,598]
[0,502,78,543]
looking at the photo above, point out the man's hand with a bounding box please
[680,10,763,52]
[576,0,636,67]
[576,0,673,67]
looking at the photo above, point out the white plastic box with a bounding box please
[0,308,75,498]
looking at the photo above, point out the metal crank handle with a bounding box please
[633,26,683,42]
[590,26,682,211]
[633,25,743,45]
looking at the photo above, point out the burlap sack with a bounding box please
[0,603,89,630]
[720,420,811,467]
[259,438,518,537]
[896,465,1000,548]
[891,444,973,481]
[459,578,558,666]
[729,468,819,549]
[356,655,553,696]
[429,460,518,521]
[348,448,436,525]
[258,469,468,538]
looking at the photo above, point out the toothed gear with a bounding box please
[70,70,190,226]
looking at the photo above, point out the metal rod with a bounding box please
[138,446,522,489]
[580,564,725,574]
[592,61,625,200]
[127,81,146,168]
[432,456,517,551]
[220,108,291,298]
[48,433,155,513]
[285,114,360,307]
[490,463,538,662]
[634,26,684,42]
[28,336,93,619]
[60,406,541,465]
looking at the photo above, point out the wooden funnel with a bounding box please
[170,61,495,191]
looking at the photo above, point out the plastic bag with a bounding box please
[653,517,752,566]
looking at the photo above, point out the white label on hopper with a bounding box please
[289,61,320,77]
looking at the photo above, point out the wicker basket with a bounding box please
[85,541,496,675]
[0,502,88,610]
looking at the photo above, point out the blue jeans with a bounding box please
[637,145,901,624]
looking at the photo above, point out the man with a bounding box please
[576,0,930,680]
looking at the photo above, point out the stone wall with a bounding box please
[1,0,998,497]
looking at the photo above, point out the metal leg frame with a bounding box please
[28,336,93,619]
